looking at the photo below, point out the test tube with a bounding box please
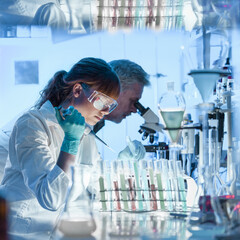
[119,160,129,211]
[104,160,113,211]
[162,160,173,211]
[156,149,166,160]
[140,159,151,211]
[98,160,107,211]
[181,129,188,174]
[126,160,136,211]
[154,160,165,210]
[133,160,144,211]
[168,160,179,210]
[176,160,187,211]
[181,124,195,176]
[148,160,158,210]
[111,160,121,211]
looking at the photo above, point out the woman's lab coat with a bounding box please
[0,131,9,183]
[0,100,101,236]
[0,113,24,183]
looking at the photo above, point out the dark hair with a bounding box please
[35,57,120,108]
[109,59,150,90]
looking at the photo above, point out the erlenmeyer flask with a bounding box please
[158,81,185,147]
[58,165,96,237]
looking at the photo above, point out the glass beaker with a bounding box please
[57,165,96,237]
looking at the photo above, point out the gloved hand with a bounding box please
[117,136,146,161]
[55,106,85,155]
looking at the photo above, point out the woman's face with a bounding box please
[75,98,108,126]
[71,83,111,126]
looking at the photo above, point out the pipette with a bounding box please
[58,106,116,153]
[85,125,116,153]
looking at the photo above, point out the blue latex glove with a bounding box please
[117,136,146,161]
[55,106,85,155]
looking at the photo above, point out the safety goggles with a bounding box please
[81,83,118,113]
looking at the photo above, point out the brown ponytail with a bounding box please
[35,70,71,108]
[34,57,120,109]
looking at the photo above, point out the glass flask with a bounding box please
[57,165,96,238]
[158,81,185,148]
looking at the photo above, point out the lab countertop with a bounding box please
[8,210,235,240]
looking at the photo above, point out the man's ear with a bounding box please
[72,83,82,98]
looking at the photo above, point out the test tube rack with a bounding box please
[98,160,188,213]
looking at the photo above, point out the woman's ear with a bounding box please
[72,83,82,98]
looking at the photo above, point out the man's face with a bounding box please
[105,83,144,123]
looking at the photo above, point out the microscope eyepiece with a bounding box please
[134,101,148,115]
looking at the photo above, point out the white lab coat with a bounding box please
[0,100,101,236]
[0,131,8,183]
[0,113,24,183]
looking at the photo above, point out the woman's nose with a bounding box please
[100,110,109,116]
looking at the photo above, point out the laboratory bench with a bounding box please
[8,209,237,240]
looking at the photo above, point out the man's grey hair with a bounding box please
[109,59,150,91]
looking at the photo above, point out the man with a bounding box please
[89,59,150,194]
[94,59,150,132]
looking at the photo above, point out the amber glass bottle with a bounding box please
[0,194,8,240]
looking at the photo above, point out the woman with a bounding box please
[0,57,120,236]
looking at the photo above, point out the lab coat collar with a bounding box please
[39,100,59,126]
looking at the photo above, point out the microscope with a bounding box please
[134,101,168,154]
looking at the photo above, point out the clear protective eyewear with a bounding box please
[81,83,118,113]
